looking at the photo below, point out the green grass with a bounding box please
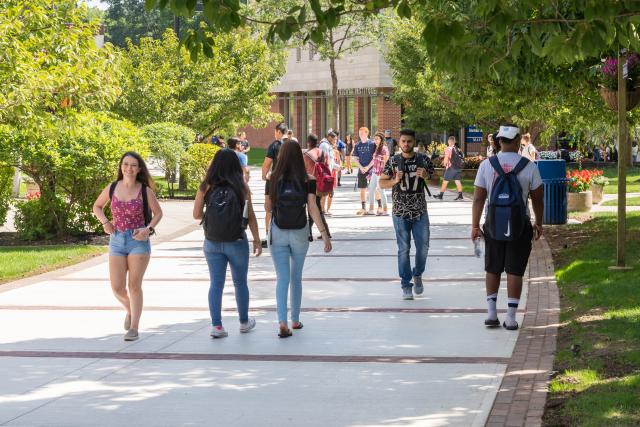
[153,176,196,199]
[602,197,640,206]
[246,147,266,166]
[0,245,107,283]
[545,212,640,426]
[602,166,640,194]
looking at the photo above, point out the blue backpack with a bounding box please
[484,156,530,242]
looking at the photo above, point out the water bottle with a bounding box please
[474,237,484,258]
[241,200,249,229]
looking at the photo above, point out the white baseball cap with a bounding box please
[496,125,520,140]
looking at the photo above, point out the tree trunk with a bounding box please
[329,57,339,131]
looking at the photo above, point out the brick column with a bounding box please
[377,89,402,136]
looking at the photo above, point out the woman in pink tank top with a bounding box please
[93,152,163,342]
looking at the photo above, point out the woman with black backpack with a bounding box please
[266,141,332,338]
[93,152,163,342]
[193,147,262,339]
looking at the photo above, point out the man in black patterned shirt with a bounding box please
[380,129,435,300]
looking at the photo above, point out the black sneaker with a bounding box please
[503,320,519,331]
[454,194,464,201]
[433,193,443,200]
[484,318,500,327]
[261,239,268,249]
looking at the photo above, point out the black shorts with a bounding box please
[357,171,369,189]
[483,222,533,277]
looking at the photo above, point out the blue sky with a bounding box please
[84,0,106,10]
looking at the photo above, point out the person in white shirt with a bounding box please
[632,140,638,163]
[518,133,538,161]
[472,124,544,331]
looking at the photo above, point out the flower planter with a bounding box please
[567,190,593,212]
[599,86,640,111]
[590,183,604,204]
[26,182,40,195]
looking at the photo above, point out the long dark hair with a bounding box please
[199,149,246,201]
[374,132,385,155]
[117,152,155,190]
[268,141,308,206]
[345,134,352,145]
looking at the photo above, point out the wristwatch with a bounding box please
[147,226,155,236]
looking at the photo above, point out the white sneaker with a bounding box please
[124,329,138,341]
[240,318,256,333]
[210,325,228,338]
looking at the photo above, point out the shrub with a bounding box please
[1,112,149,238]
[463,156,483,169]
[181,143,221,190]
[143,122,195,197]
[14,194,65,240]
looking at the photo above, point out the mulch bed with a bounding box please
[0,232,109,247]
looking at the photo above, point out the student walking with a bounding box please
[519,133,538,161]
[266,141,332,338]
[336,131,345,186]
[229,137,250,182]
[303,133,332,240]
[261,122,287,246]
[193,149,262,338]
[368,132,390,216]
[434,136,464,201]
[93,152,163,341]
[471,124,544,330]
[345,134,354,174]
[353,127,376,215]
[380,129,435,300]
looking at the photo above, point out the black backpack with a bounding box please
[450,147,464,169]
[109,181,151,226]
[202,185,245,242]
[393,153,434,196]
[273,178,307,230]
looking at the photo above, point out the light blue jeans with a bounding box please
[367,173,387,208]
[203,237,250,327]
[392,213,430,289]
[270,223,310,323]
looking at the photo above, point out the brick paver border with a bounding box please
[485,237,560,427]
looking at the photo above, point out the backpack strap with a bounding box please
[304,151,317,164]
[108,181,117,199]
[511,157,530,176]
[488,156,505,176]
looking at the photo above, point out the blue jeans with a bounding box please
[270,223,310,323]
[203,237,249,326]
[392,213,430,289]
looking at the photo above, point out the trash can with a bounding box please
[536,160,568,225]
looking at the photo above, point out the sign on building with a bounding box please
[465,125,483,143]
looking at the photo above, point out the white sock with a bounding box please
[486,293,498,320]
[506,297,519,326]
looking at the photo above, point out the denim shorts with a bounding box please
[109,229,151,257]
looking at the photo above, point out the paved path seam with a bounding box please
[0,350,510,364]
[0,305,523,314]
[485,237,560,427]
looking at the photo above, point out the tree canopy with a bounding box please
[113,29,286,135]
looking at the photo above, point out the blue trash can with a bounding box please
[536,160,568,225]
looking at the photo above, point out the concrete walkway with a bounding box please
[0,169,526,426]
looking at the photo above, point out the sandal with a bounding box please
[292,322,304,330]
[278,325,293,338]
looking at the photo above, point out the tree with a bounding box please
[1,113,148,239]
[103,0,175,47]
[0,0,121,126]
[113,29,286,135]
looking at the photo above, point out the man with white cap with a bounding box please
[471,124,544,331]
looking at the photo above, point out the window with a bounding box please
[288,97,296,131]
[346,97,355,136]
[326,97,334,132]
[309,44,316,60]
[296,47,301,62]
[307,95,313,139]
[370,96,378,132]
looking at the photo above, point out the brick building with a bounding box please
[242,45,402,148]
